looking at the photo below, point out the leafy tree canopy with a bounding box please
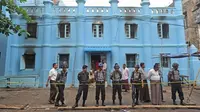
[0,0,32,36]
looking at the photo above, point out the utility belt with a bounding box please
[79,81,88,85]
[96,81,105,84]
[112,80,121,83]
[132,81,141,85]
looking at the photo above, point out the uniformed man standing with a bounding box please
[168,63,184,105]
[94,63,106,107]
[131,65,143,106]
[110,64,122,105]
[72,65,89,108]
[55,65,67,106]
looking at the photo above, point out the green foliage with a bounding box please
[0,0,32,36]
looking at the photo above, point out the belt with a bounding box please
[112,81,121,83]
[96,81,105,83]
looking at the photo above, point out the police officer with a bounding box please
[94,63,106,107]
[110,64,122,105]
[72,65,89,108]
[168,63,184,105]
[55,65,67,106]
[131,65,143,106]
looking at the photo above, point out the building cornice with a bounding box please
[11,44,187,48]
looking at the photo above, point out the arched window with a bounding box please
[92,21,103,38]
[20,50,36,70]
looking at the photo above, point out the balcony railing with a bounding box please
[150,7,175,15]
[22,6,44,16]
[84,7,111,16]
[52,6,77,16]
[119,7,142,16]
[21,6,176,16]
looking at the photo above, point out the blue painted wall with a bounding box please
[0,6,8,77]
[3,0,199,87]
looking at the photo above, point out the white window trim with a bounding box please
[58,23,70,38]
[158,23,169,39]
[93,24,103,38]
[125,24,137,39]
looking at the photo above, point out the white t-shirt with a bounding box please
[49,68,58,81]
[148,69,160,81]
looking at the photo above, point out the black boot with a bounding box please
[135,100,139,105]
[119,99,122,105]
[173,100,177,105]
[113,100,115,105]
[55,101,59,106]
[95,100,99,107]
[132,101,136,107]
[61,102,66,106]
[82,100,86,107]
[102,100,106,106]
[180,100,184,105]
[72,100,78,109]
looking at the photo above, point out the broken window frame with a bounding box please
[58,23,71,38]
[27,23,37,38]
[157,23,169,38]
[125,23,138,39]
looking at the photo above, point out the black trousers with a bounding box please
[171,83,184,100]
[96,82,105,101]
[49,80,58,101]
[132,85,140,103]
[75,85,89,101]
[112,82,122,101]
[56,84,65,103]
[160,83,164,101]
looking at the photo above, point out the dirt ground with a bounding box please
[0,86,200,112]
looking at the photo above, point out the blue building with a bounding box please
[2,0,199,87]
[0,6,8,78]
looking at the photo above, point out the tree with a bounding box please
[0,0,32,37]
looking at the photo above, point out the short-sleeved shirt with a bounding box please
[168,69,180,81]
[49,68,58,81]
[95,70,106,81]
[139,68,146,80]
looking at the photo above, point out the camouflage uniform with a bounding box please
[168,63,184,105]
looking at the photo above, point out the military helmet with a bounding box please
[135,64,140,68]
[172,63,179,67]
[114,65,120,69]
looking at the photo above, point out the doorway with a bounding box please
[91,53,106,71]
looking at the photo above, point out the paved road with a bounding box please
[0,86,200,112]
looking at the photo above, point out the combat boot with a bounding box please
[113,100,115,105]
[119,99,122,105]
[180,100,184,105]
[72,100,78,109]
[95,100,99,107]
[173,100,177,105]
[102,100,106,106]
[82,100,86,107]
